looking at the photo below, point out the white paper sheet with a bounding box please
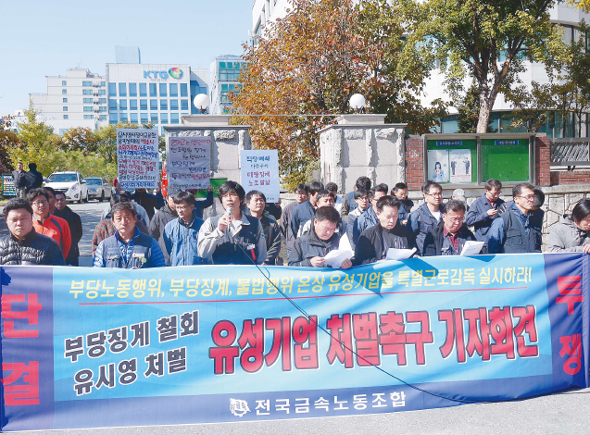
[324,249,354,268]
[385,247,417,261]
[460,241,484,256]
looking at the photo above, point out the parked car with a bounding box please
[86,177,113,202]
[44,171,89,203]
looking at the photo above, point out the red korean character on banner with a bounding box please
[353,312,380,366]
[512,305,539,357]
[405,311,434,365]
[465,308,491,361]
[1,361,39,406]
[2,294,42,338]
[326,314,354,368]
[209,320,239,375]
[293,316,318,369]
[265,317,292,371]
[379,311,407,365]
[556,276,583,315]
[560,334,582,375]
[489,307,515,359]
[238,318,265,373]
[438,309,466,363]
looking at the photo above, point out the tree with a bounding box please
[502,81,556,133]
[232,0,444,188]
[62,127,100,154]
[417,0,569,133]
[0,115,20,172]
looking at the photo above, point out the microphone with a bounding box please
[226,207,232,216]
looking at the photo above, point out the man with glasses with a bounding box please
[198,181,267,265]
[487,183,542,254]
[163,191,205,266]
[27,188,72,259]
[408,181,445,253]
[423,200,475,256]
[352,183,389,246]
[246,190,282,265]
[347,188,370,248]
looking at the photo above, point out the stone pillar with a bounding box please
[164,115,251,182]
[318,114,406,193]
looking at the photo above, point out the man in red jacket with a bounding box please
[27,188,72,259]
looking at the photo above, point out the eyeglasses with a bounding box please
[517,195,535,201]
[31,200,48,206]
[427,192,443,197]
[445,217,464,223]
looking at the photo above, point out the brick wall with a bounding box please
[535,135,551,186]
[550,170,590,185]
[405,136,424,190]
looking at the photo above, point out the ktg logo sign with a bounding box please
[143,68,184,80]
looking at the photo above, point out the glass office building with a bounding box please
[209,55,245,115]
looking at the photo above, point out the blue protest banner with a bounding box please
[1,253,588,430]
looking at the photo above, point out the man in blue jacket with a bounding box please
[408,180,444,254]
[290,181,324,239]
[352,183,388,246]
[163,191,206,266]
[465,179,504,252]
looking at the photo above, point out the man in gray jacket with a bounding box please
[546,198,590,253]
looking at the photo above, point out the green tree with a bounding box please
[0,115,20,172]
[232,0,443,189]
[62,127,100,154]
[502,81,556,133]
[417,0,569,133]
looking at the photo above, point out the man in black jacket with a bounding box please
[289,206,351,269]
[54,191,83,266]
[26,163,44,191]
[423,200,476,256]
[354,196,415,265]
[149,190,178,265]
[12,162,27,199]
[0,198,65,265]
[246,190,283,265]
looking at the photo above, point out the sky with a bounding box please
[0,0,254,116]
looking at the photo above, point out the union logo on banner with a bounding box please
[229,398,250,417]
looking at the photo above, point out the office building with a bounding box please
[209,55,245,115]
[29,68,108,135]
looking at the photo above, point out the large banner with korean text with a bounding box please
[1,254,588,430]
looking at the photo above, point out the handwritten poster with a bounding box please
[240,150,279,202]
[167,136,211,190]
[117,129,159,190]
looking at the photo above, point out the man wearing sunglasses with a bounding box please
[487,183,542,254]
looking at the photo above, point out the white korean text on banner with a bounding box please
[167,136,211,190]
[117,129,159,190]
[240,150,279,202]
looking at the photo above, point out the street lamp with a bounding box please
[193,94,210,114]
[349,93,366,114]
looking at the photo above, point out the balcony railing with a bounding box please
[551,138,590,167]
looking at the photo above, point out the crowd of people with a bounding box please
[1,174,589,267]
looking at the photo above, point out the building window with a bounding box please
[130,99,138,110]
[99,89,106,96]
[161,113,169,124]
[109,83,116,96]
[170,100,179,110]
[62,89,67,95]
[99,98,106,104]
[99,115,107,121]
[62,80,67,86]
[141,113,148,123]
[159,83,167,97]
[181,99,189,110]
[119,100,128,110]
[149,83,157,96]
[110,114,118,124]
[140,99,148,110]
[120,113,128,122]
[84,115,94,120]
[150,99,157,110]
[83,81,92,86]
[160,99,168,110]
[83,89,92,95]
[170,83,178,97]
[140,83,147,97]
[119,83,127,97]
[63,98,68,103]
[180,83,188,97]
[130,113,138,123]
[84,106,93,112]
[109,99,117,110]
[63,115,69,120]
[171,113,179,124]
[101,81,106,87]
[83,98,93,104]
[63,106,68,112]
[99,106,107,112]
[151,113,158,122]
[129,83,137,97]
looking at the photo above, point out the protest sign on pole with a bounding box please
[167,136,211,190]
[240,150,280,202]
[117,129,159,190]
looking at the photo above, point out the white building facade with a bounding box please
[209,55,245,115]
[30,68,108,135]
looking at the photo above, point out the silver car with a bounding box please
[86,177,113,202]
